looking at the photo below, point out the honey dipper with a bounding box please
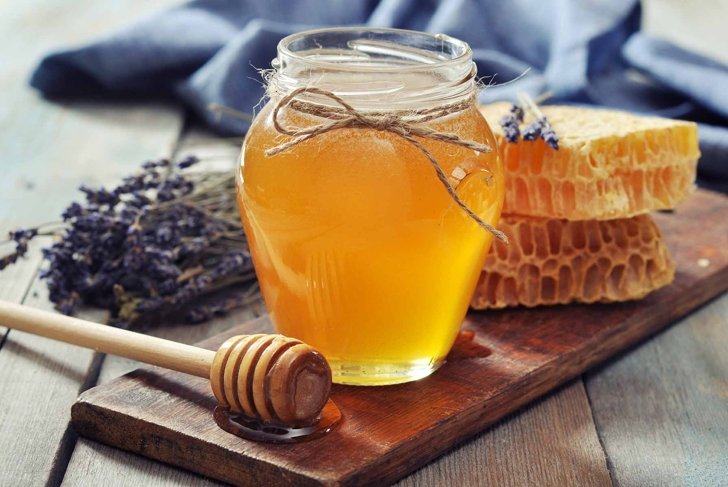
[0,300,332,428]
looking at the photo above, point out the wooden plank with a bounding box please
[64,127,610,487]
[62,310,261,487]
[396,380,612,487]
[585,293,728,486]
[69,355,609,486]
[0,0,181,224]
[0,239,46,319]
[61,129,260,486]
[585,194,728,485]
[173,126,244,167]
[0,279,110,486]
[0,1,184,484]
[70,189,728,486]
[0,117,183,482]
[63,441,226,487]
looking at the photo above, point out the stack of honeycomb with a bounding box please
[472,104,700,309]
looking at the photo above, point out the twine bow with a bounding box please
[266,87,507,243]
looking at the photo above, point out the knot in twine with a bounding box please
[266,87,507,243]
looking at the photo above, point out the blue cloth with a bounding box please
[30,0,728,192]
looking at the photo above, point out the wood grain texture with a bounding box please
[0,120,182,484]
[586,289,728,486]
[0,1,184,484]
[61,311,261,487]
[582,191,728,485]
[0,280,108,486]
[0,0,182,224]
[63,440,225,487]
[396,380,612,487]
[61,130,261,487]
[71,189,728,487]
[174,126,244,168]
[0,239,47,341]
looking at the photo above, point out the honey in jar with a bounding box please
[237,28,504,385]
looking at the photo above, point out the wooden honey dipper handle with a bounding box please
[0,300,332,427]
[0,300,215,377]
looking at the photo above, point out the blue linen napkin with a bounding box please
[29,0,728,192]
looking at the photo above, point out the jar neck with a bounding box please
[268,28,477,110]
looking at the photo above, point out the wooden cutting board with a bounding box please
[72,189,728,487]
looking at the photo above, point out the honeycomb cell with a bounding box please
[471,213,675,309]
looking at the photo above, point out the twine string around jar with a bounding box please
[265,87,508,243]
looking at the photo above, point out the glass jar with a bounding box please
[237,27,504,385]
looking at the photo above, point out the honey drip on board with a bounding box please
[214,400,341,443]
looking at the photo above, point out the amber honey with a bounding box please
[236,28,504,385]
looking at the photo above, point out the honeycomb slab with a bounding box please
[472,213,675,309]
[479,103,700,220]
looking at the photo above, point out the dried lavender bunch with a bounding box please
[501,93,560,150]
[499,104,524,143]
[1,229,38,269]
[522,117,543,141]
[0,156,259,326]
[540,120,560,150]
[522,116,559,150]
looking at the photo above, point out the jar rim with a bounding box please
[276,27,472,73]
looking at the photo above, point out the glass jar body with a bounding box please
[237,28,504,385]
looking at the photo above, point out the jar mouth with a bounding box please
[271,27,476,108]
[277,27,472,73]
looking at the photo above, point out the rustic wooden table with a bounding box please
[1,2,727,486]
